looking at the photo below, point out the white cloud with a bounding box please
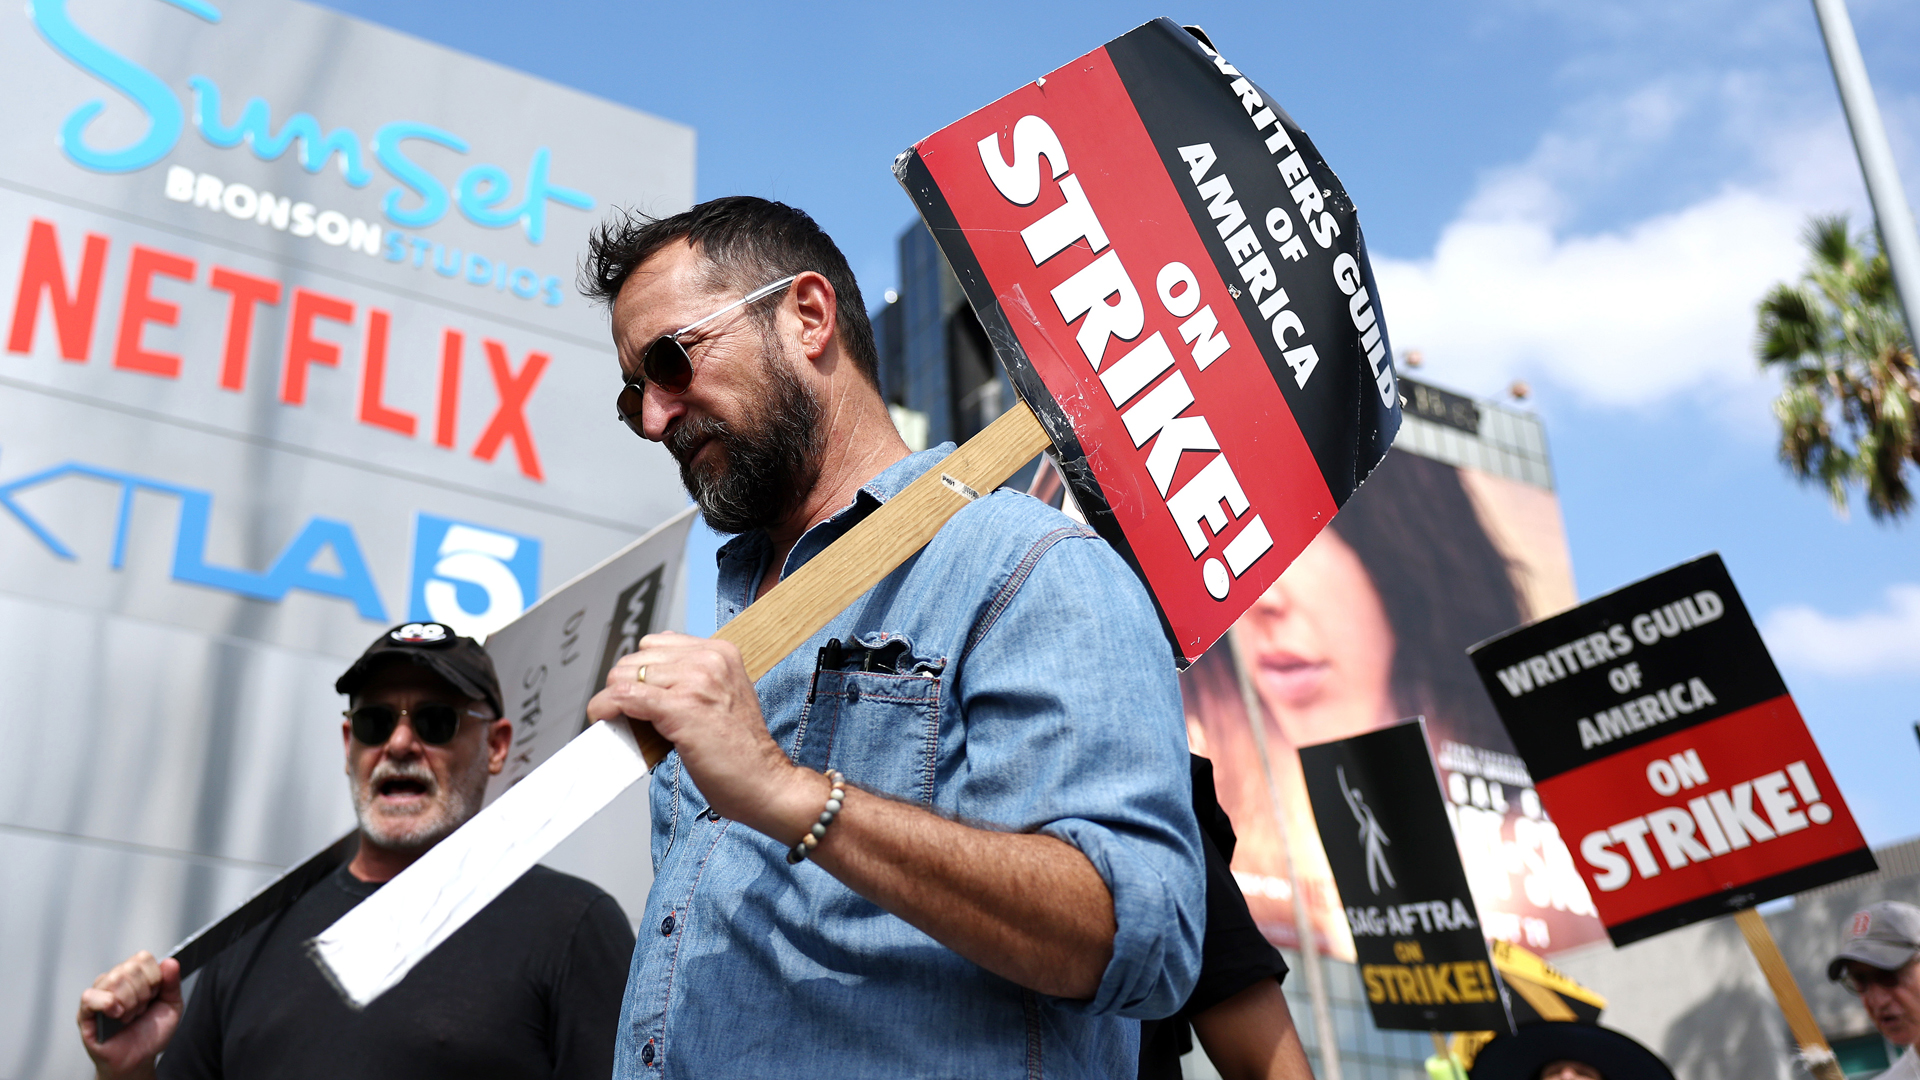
[1373,72,1888,410]
[1376,186,1807,406]
[1761,585,1920,676]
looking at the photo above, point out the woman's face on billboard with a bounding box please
[1240,527,1396,747]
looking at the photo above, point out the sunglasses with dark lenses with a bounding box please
[1839,962,1912,994]
[615,274,801,435]
[346,703,490,746]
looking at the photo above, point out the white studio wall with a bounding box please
[0,2,693,1075]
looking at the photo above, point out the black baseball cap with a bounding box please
[334,622,504,717]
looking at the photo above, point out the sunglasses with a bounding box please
[1838,962,1913,994]
[345,702,492,746]
[614,274,801,435]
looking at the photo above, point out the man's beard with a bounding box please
[667,334,824,535]
[350,751,490,854]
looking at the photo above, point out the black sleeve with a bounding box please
[547,892,636,1080]
[1184,821,1289,1015]
[155,964,225,1080]
[1184,755,1288,1017]
[1141,759,1293,1080]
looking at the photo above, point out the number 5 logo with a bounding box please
[407,514,542,640]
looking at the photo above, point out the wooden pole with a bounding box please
[1734,907,1846,1080]
[1429,1031,1470,1080]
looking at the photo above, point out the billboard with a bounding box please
[1468,554,1874,945]
[1179,377,1611,962]
[0,1,692,1074]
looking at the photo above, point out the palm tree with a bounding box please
[1756,214,1919,520]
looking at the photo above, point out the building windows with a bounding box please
[871,224,1015,450]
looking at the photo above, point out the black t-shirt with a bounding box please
[158,864,634,1080]
[1138,756,1290,1080]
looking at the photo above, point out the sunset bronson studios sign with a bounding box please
[0,8,692,1069]
[0,0,693,646]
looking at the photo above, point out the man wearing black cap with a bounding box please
[1830,901,1920,1080]
[76,622,635,1080]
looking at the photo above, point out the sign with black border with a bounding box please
[1468,553,1874,945]
[1302,718,1513,1032]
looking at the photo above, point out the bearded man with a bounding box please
[78,623,635,1080]
[580,196,1203,1078]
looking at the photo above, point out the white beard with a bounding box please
[350,749,490,853]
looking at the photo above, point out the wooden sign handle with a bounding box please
[1734,907,1846,1080]
[632,401,1054,766]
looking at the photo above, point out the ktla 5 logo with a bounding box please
[0,458,540,629]
[407,514,540,640]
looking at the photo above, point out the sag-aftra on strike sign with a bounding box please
[1302,720,1512,1033]
[1469,554,1874,946]
[895,19,1399,662]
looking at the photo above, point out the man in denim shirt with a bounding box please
[582,196,1203,1078]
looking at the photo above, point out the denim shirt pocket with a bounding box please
[790,661,944,807]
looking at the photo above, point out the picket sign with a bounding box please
[1487,940,1605,1024]
[1300,720,1512,1035]
[311,17,1401,1006]
[1436,943,1606,1076]
[1468,554,1868,1080]
[480,505,699,803]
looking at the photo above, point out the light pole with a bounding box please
[1229,629,1345,1080]
[1811,0,1920,348]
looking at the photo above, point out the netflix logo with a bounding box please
[6,217,550,481]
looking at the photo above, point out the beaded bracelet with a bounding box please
[787,769,846,865]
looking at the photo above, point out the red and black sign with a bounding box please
[895,19,1399,663]
[1302,720,1512,1033]
[1467,554,1875,946]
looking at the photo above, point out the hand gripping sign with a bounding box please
[307,18,1400,1007]
[480,506,697,803]
[1467,553,1873,946]
[1301,719,1513,1034]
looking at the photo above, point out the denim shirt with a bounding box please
[612,445,1204,1079]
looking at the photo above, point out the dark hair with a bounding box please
[1330,451,1526,749]
[579,196,880,387]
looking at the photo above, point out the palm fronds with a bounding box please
[1756,214,1919,520]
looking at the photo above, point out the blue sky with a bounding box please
[307,0,1920,846]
